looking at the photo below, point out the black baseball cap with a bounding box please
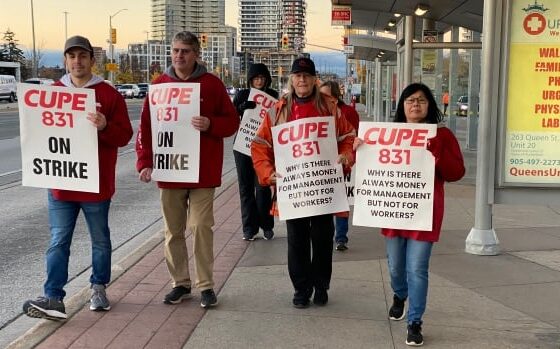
[290,57,316,76]
[64,35,93,54]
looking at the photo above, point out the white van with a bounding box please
[24,78,55,85]
[0,75,17,102]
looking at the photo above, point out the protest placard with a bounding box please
[148,83,200,182]
[353,122,436,231]
[18,83,99,192]
[233,88,277,156]
[272,116,349,220]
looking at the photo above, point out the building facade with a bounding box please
[239,0,307,86]
[150,0,236,79]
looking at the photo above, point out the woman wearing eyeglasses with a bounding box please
[355,83,465,346]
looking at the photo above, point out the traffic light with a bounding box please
[111,28,117,44]
[281,34,289,50]
[200,33,208,48]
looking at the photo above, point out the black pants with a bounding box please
[233,150,274,236]
[286,214,334,292]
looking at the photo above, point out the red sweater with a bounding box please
[252,95,355,187]
[51,80,133,202]
[381,126,465,242]
[339,102,360,130]
[136,69,239,188]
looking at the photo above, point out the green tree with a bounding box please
[1,29,26,63]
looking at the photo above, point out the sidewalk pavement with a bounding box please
[6,147,560,348]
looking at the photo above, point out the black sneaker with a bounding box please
[313,288,328,306]
[263,230,274,240]
[406,322,424,346]
[242,233,256,241]
[200,289,218,308]
[23,296,67,320]
[335,242,348,251]
[292,289,311,309]
[163,286,191,304]
[389,294,406,320]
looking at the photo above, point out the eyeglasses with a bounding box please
[172,48,194,55]
[404,97,428,105]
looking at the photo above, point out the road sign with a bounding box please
[105,63,118,72]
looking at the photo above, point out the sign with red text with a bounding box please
[353,122,436,230]
[233,88,277,156]
[272,117,349,220]
[148,83,200,182]
[17,83,99,192]
[503,1,560,185]
[331,5,351,26]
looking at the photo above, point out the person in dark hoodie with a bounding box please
[232,63,279,241]
[136,31,239,308]
[23,35,133,320]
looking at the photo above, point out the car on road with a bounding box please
[0,75,18,102]
[24,78,55,85]
[137,83,149,98]
[117,84,140,99]
[456,95,468,116]
[226,86,237,96]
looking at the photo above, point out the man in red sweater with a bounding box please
[136,31,239,308]
[23,35,133,320]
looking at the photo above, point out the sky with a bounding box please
[0,0,344,54]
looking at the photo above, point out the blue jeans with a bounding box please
[385,236,433,324]
[334,216,348,243]
[44,191,112,299]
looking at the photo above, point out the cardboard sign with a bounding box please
[233,88,277,156]
[272,116,349,220]
[148,83,200,182]
[353,122,436,231]
[18,83,99,192]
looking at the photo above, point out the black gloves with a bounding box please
[239,101,257,113]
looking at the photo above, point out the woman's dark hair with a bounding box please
[394,83,443,124]
[319,80,342,101]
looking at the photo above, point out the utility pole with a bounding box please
[109,8,127,83]
[63,11,69,42]
[144,31,150,82]
[30,0,37,77]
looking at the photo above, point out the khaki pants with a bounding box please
[160,188,215,291]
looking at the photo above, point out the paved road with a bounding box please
[0,99,237,332]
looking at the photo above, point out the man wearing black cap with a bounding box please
[251,57,356,309]
[22,35,133,320]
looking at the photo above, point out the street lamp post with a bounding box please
[30,0,37,77]
[63,11,69,42]
[109,8,127,83]
[144,31,150,82]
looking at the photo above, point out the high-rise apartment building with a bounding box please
[239,0,306,52]
[150,0,236,78]
[239,0,307,87]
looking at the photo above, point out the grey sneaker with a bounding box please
[90,284,111,311]
[23,296,67,320]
